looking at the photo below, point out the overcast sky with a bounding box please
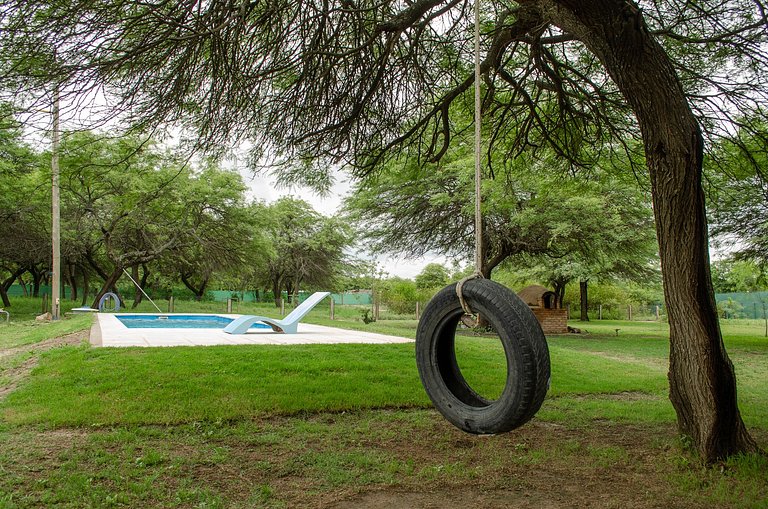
[237,167,449,280]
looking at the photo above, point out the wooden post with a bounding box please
[655,305,660,320]
[280,298,285,316]
[42,293,49,314]
[598,304,602,320]
[226,298,233,313]
[416,301,420,321]
[51,83,61,320]
[566,303,571,320]
[330,298,335,320]
[628,304,633,321]
[168,296,174,313]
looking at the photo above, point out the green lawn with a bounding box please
[0,307,766,508]
[1,313,765,431]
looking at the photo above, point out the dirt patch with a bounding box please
[0,330,88,400]
[568,391,661,401]
[0,410,762,508]
[320,418,715,509]
[209,415,721,509]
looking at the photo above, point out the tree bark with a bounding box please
[0,268,25,307]
[30,266,43,297]
[66,263,78,301]
[579,279,589,321]
[81,268,90,307]
[132,265,143,308]
[537,0,759,461]
[91,267,123,309]
[180,272,208,301]
[17,276,28,297]
[272,279,282,307]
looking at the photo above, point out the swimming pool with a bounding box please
[116,314,271,329]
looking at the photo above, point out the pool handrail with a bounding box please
[223,292,330,334]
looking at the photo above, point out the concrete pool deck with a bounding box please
[91,313,414,348]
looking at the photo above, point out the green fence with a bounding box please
[208,290,372,305]
[715,291,768,319]
[7,285,72,299]
[9,285,373,307]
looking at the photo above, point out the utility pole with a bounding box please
[51,84,61,320]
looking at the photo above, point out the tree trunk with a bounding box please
[92,267,123,309]
[542,0,759,461]
[138,264,151,303]
[579,280,589,321]
[31,268,43,297]
[132,265,143,308]
[548,277,568,309]
[81,268,90,307]
[1,268,26,307]
[272,279,282,307]
[66,263,78,301]
[180,272,208,301]
[17,276,28,297]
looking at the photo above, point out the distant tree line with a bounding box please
[0,126,354,309]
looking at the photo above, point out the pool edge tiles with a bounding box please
[92,313,414,348]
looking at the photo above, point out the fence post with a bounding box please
[416,301,420,321]
[598,304,602,320]
[566,304,571,320]
[655,305,660,321]
[280,298,285,316]
[42,293,49,314]
[330,298,335,320]
[226,298,233,313]
[168,296,174,313]
[628,304,633,321]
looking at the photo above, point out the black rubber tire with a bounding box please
[416,278,550,434]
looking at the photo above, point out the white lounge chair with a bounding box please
[223,291,330,334]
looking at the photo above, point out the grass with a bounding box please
[0,301,766,508]
[0,314,92,350]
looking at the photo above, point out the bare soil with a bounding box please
[0,330,87,399]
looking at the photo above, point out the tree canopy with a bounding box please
[1,0,765,461]
[345,143,658,288]
[708,119,768,265]
[0,128,349,307]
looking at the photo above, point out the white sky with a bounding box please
[237,167,449,280]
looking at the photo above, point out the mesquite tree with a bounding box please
[1,0,765,461]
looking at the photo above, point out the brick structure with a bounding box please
[517,285,568,335]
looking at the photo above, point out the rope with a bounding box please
[456,0,484,316]
[472,0,483,275]
[457,271,483,316]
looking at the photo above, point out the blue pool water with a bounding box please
[116,314,270,329]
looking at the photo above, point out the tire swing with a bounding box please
[416,278,551,434]
[414,0,550,434]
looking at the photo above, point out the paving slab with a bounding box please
[92,313,414,347]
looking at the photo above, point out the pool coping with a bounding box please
[92,313,413,348]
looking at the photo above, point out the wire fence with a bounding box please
[714,291,768,320]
